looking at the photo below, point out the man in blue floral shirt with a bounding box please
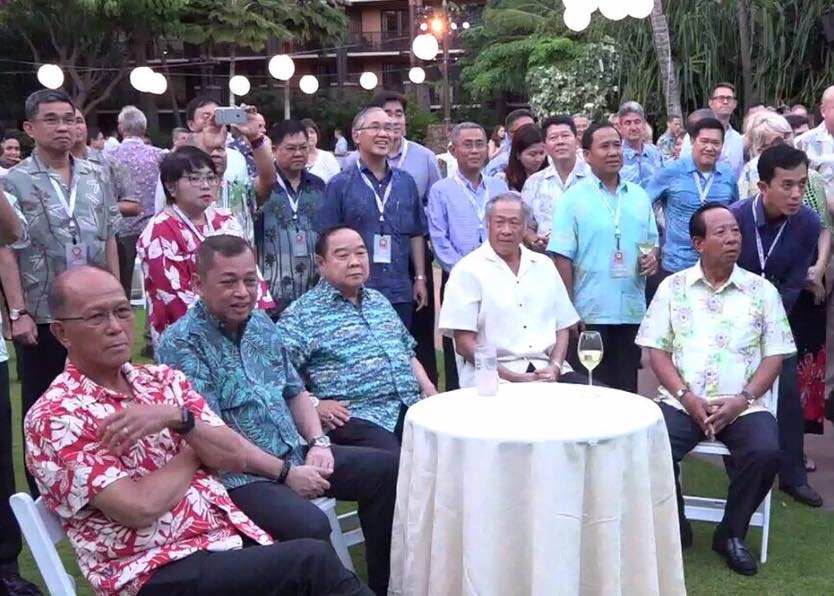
[277,226,437,455]
[156,234,398,596]
[257,120,326,316]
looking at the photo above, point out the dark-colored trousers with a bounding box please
[327,407,407,457]
[661,402,781,539]
[116,233,140,301]
[229,445,398,596]
[524,362,602,386]
[775,356,806,488]
[19,324,68,496]
[410,242,438,386]
[566,324,641,394]
[646,267,673,306]
[391,303,412,331]
[0,361,23,576]
[439,269,459,392]
[137,539,372,596]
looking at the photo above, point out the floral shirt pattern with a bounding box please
[520,160,589,236]
[636,263,796,416]
[24,362,272,596]
[657,131,677,161]
[276,280,421,432]
[136,207,274,345]
[795,122,834,198]
[4,150,121,323]
[256,171,326,313]
[110,139,165,235]
[620,141,663,189]
[156,301,307,488]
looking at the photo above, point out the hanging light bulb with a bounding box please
[564,7,592,32]
[599,0,629,20]
[229,75,251,96]
[412,34,439,61]
[627,0,654,19]
[359,71,378,90]
[37,64,64,89]
[299,74,319,95]
[268,54,295,81]
[129,66,155,93]
[408,67,426,84]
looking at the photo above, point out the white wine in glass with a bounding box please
[637,242,655,256]
[578,331,603,386]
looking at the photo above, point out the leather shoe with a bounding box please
[780,484,823,507]
[679,518,693,549]
[711,534,757,576]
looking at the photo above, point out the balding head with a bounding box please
[821,86,834,132]
[49,266,135,372]
[687,109,717,136]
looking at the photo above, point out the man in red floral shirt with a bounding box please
[23,265,370,596]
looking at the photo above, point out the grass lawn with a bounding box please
[7,311,834,595]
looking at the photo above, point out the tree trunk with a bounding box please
[736,0,754,109]
[228,45,237,105]
[158,41,182,128]
[649,0,682,118]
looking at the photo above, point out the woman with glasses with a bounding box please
[498,123,547,193]
[137,146,274,345]
[301,118,340,183]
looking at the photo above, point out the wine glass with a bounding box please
[577,331,603,386]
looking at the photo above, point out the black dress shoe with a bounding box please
[711,535,757,576]
[780,484,824,507]
[680,518,693,549]
[0,573,43,596]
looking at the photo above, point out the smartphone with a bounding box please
[214,107,247,126]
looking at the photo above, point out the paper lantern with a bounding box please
[268,54,295,81]
[627,0,655,19]
[129,66,155,93]
[564,7,592,32]
[412,34,439,61]
[599,0,629,20]
[408,67,426,84]
[148,73,168,95]
[359,71,378,90]
[229,75,251,96]
[37,64,64,90]
[299,74,319,95]
[563,0,599,12]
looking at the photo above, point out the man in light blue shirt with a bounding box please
[484,109,535,177]
[618,101,663,188]
[647,117,739,278]
[427,122,508,390]
[549,122,659,393]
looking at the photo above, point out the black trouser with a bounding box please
[646,267,673,306]
[391,303,412,330]
[137,539,372,596]
[566,324,641,393]
[116,233,140,301]
[0,361,23,578]
[775,356,806,488]
[327,407,408,457]
[439,270,459,392]
[524,362,602,386]
[19,324,68,496]
[410,241,438,386]
[229,445,398,596]
[661,403,781,540]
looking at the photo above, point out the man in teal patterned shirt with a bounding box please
[156,234,397,596]
[277,225,437,455]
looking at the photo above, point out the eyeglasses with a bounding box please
[457,140,487,150]
[182,174,221,187]
[34,116,76,127]
[280,144,309,154]
[57,304,135,327]
[711,95,736,103]
[356,124,394,134]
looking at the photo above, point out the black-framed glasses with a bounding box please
[182,174,221,188]
[356,124,394,134]
[34,116,76,127]
[711,95,736,103]
[57,304,135,327]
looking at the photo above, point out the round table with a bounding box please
[388,383,686,596]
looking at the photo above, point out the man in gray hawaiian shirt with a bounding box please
[0,89,120,495]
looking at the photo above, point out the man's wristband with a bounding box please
[250,135,266,150]
[277,459,292,484]
[414,274,426,281]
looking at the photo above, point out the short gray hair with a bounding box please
[618,101,645,119]
[450,122,485,144]
[352,106,385,132]
[117,105,148,136]
[485,192,532,227]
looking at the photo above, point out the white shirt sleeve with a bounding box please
[438,264,481,338]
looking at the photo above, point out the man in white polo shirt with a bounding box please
[439,193,590,387]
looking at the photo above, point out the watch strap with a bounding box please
[277,458,292,483]
[740,390,757,406]
[174,407,195,435]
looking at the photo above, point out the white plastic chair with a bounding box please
[312,497,364,571]
[681,377,779,563]
[9,493,76,596]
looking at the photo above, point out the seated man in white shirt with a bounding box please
[439,192,590,386]
[636,202,794,577]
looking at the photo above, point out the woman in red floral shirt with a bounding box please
[137,147,273,345]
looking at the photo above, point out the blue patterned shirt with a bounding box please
[318,164,427,304]
[620,141,663,189]
[156,301,306,489]
[427,172,509,272]
[276,280,421,432]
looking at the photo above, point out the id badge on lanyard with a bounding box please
[454,175,486,239]
[358,166,394,263]
[597,187,628,277]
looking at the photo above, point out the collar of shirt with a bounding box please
[317,278,368,304]
[686,262,748,293]
[194,300,252,338]
[121,137,145,145]
[63,361,139,401]
[622,140,651,159]
[681,155,727,179]
[30,149,94,177]
[753,194,788,228]
[542,159,588,182]
[478,240,535,278]
[358,160,393,187]
[586,171,629,195]
[454,170,486,193]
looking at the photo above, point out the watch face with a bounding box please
[314,436,331,448]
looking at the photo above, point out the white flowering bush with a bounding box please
[527,40,620,119]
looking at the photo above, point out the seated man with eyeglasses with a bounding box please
[24,266,371,596]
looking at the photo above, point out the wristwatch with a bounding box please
[9,308,28,322]
[414,274,427,281]
[740,390,757,408]
[674,387,690,400]
[309,394,320,408]
[173,407,195,435]
[309,435,331,449]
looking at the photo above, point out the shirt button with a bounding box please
[519,303,523,307]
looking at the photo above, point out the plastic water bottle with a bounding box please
[474,344,499,396]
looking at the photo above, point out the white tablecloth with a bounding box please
[388,383,686,596]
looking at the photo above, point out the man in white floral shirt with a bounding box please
[636,202,795,577]
[24,265,370,596]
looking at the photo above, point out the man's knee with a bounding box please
[304,505,333,542]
